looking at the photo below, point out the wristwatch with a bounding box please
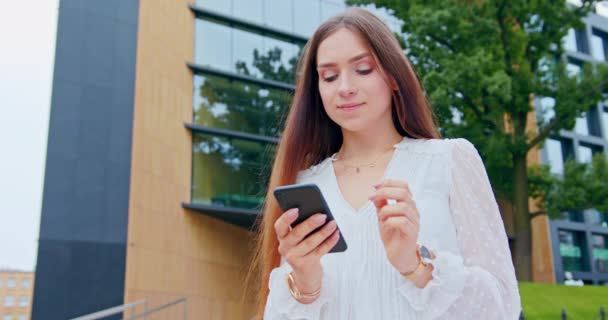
[401,244,435,280]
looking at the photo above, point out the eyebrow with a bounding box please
[317,52,371,68]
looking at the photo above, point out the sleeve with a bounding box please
[396,138,522,319]
[263,257,334,320]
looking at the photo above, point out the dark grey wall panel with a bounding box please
[33,0,139,319]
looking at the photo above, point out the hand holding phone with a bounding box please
[273,184,347,253]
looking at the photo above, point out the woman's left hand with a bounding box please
[369,179,420,275]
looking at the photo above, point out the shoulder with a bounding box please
[296,157,333,182]
[395,137,477,156]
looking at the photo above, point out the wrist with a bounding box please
[400,244,436,288]
[287,271,322,304]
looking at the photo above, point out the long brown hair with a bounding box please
[247,7,439,319]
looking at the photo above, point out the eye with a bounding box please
[322,73,338,82]
[356,68,373,75]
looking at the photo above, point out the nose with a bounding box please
[338,74,357,98]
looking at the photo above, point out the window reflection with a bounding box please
[559,230,589,272]
[321,0,345,21]
[294,0,321,36]
[195,0,231,15]
[233,0,264,24]
[546,138,565,174]
[577,144,601,164]
[574,112,589,135]
[564,28,577,52]
[193,74,291,136]
[592,234,608,273]
[192,134,275,209]
[602,108,608,140]
[591,28,608,61]
[195,20,232,71]
[585,209,608,227]
[265,0,294,31]
[195,19,301,83]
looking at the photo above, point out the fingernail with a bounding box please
[373,183,381,189]
[314,214,327,224]
[287,209,298,218]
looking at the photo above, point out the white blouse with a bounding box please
[263,138,522,319]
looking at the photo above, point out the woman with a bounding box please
[250,7,521,320]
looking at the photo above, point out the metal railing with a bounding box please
[123,298,187,320]
[70,300,147,320]
[68,298,187,320]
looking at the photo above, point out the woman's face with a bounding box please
[316,28,394,133]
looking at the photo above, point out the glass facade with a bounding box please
[559,230,588,272]
[547,16,608,285]
[195,0,346,37]
[192,133,275,210]
[189,1,404,217]
[592,234,608,273]
[193,74,292,136]
[190,1,309,212]
[194,19,302,82]
[591,28,608,61]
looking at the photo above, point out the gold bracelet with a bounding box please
[286,272,321,301]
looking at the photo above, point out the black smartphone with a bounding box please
[273,183,347,253]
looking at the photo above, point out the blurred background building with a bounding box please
[0,270,34,320]
[537,11,608,285]
[31,0,608,319]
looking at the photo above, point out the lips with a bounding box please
[337,102,365,110]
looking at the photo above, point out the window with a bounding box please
[564,28,589,53]
[3,316,12,320]
[18,296,28,307]
[559,230,589,272]
[192,133,276,209]
[7,278,15,288]
[564,28,577,52]
[567,58,583,77]
[294,0,321,36]
[193,74,292,137]
[20,279,30,289]
[592,234,608,273]
[591,28,608,61]
[577,143,602,164]
[602,107,608,140]
[4,295,14,307]
[545,138,573,175]
[321,0,345,21]
[584,209,608,227]
[194,19,302,83]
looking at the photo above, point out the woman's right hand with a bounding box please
[274,208,340,300]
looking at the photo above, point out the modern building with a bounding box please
[537,11,608,285]
[0,270,34,320]
[32,1,400,319]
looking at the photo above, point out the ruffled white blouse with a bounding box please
[263,138,522,319]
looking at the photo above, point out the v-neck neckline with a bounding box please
[327,138,405,215]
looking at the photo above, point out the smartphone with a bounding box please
[273,183,347,253]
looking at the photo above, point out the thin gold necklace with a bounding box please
[332,146,395,173]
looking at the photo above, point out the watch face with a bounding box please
[420,245,432,262]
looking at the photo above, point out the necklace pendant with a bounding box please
[356,167,360,173]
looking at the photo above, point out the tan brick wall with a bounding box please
[0,271,34,320]
[124,1,256,318]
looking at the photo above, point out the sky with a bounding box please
[0,1,58,271]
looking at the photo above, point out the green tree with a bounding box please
[348,0,608,280]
